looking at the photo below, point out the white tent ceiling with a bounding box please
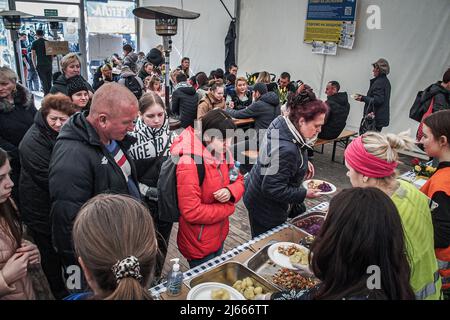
[139,0,450,134]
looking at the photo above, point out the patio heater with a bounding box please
[0,10,33,85]
[132,6,200,114]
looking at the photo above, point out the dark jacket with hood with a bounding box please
[49,111,139,265]
[226,91,280,131]
[319,92,350,140]
[422,82,450,113]
[0,84,36,199]
[171,82,199,128]
[49,73,93,96]
[18,111,58,235]
[362,73,391,128]
[244,116,309,233]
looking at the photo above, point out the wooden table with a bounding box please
[233,117,255,127]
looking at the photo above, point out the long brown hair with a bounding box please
[73,194,159,300]
[310,187,415,300]
[0,148,22,249]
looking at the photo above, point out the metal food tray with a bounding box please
[287,212,325,236]
[244,241,316,291]
[186,261,279,295]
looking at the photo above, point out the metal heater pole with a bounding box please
[163,35,172,115]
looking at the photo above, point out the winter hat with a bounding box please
[146,48,164,67]
[253,82,268,95]
[372,58,390,75]
[67,75,89,96]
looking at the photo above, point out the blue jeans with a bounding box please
[188,243,224,269]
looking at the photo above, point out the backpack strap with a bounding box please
[190,154,205,186]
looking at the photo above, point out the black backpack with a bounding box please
[125,76,143,99]
[157,154,205,223]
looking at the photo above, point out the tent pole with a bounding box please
[219,0,235,20]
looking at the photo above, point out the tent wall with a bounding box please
[238,0,450,134]
[139,0,235,76]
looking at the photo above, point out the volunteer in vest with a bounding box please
[244,86,326,238]
[129,92,175,279]
[419,110,450,299]
[49,83,140,275]
[170,109,245,268]
[50,53,93,97]
[344,131,442,300]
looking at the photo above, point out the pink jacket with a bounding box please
[0,226,36,300]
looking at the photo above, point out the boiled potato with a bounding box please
[254,286,263,295]
[243,287,255,299]
[211,288,230,300]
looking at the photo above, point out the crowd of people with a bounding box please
[0,35,449,300]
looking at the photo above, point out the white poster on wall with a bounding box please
[88,34,123,61]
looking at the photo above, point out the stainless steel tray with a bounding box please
[288,213,325,237]
[245,241,317,291]
[186,261,279,295]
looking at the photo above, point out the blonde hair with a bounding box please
[361,130,415,185]
[235,76,247,87]
[256,71,271,84]
[73,194,159,300]
[361,130,415,163]
[0,66,17,83]
[60,53,81,72]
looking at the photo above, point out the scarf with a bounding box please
[128,114,174,160]
[283,116,315,150]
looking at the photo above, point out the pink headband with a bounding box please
[344,136,398,178]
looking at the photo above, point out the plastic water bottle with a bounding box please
[229,161,240,182]
[166,258,183,296]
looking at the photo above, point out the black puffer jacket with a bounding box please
[362,74,391,128]
[0,84,36,201]
[49,111,139,265]
[319,92,350,140]
[422,82,450,112]
[226,91,281,131]
[227,90,253,110]
[171,84,199,128]
[50,73,94,96]
[18,111,58,235]
[244,116,309,232]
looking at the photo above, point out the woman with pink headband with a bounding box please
[344,131,441,300]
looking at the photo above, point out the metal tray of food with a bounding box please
[288,212,325,237]
[244,241,319,291]
[186,261,279,299]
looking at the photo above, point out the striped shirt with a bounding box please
[105,140,140,199]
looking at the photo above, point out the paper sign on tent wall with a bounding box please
[88,34,123,61]
[304,0,357,52]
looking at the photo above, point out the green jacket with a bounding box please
[392,180,442,300]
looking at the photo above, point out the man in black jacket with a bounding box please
[356,58,391,132]
[49,83,140,279]
[171,73,199,128]
[319,81,350,140]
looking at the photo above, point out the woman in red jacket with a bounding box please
[171,109,245,268]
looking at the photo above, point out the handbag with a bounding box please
[359,100,377,135]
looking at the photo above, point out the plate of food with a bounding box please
[267,242,311,273]
[302,179,337,195]
[351,93,362,100]
[187,282,245,300]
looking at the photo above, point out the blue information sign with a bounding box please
[307,0,357,21]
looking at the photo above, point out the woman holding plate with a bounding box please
[244,85,327,237]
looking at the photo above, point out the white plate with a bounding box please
[267,242,312,273]
[302,179,337,195]
[187,282,245,300]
